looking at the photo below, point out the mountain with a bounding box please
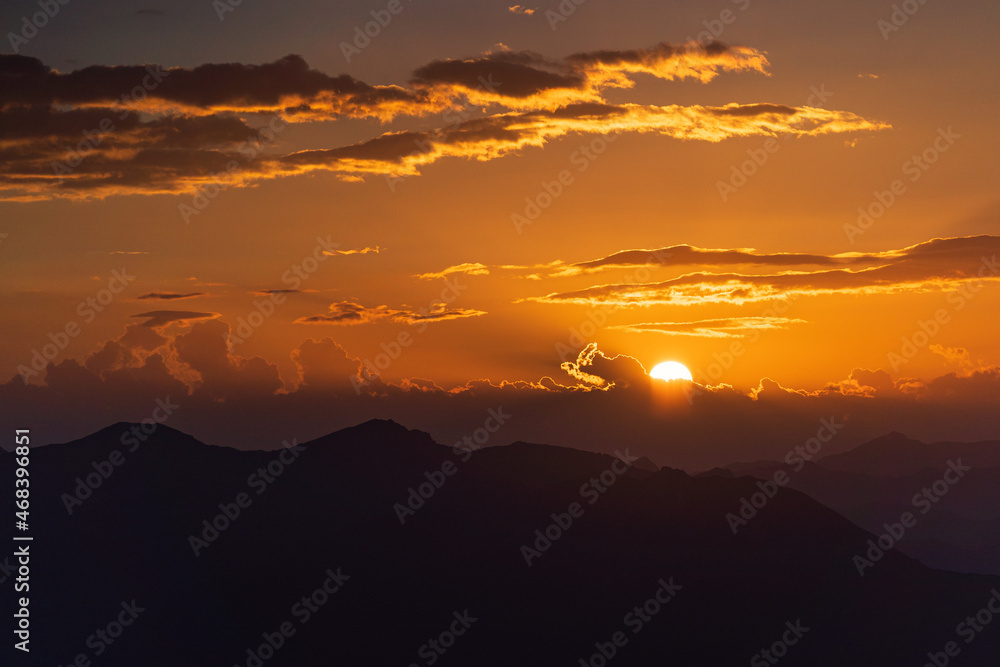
[817,431,1000,477]
[712,432,1000,575]
[2,421,999,665]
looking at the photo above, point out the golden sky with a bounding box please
[2,0,998,467]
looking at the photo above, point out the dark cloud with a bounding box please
[3,319,998,471]
[533,236,1000,306]
[136,292,207,300]
[0,43,887,201]
[173,320,282,400]
[291,338,368,393]
[0,54,421,118]
[412,52,584,98]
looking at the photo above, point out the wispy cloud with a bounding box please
[610,317,807,338]
[530,236,1000,306]
[321,246,381,257]
[131,310,219,327]
[415,263,490,280]
[296,300,486,325]
[0,42,887,201]
[136,291,206,300]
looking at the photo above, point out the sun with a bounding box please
[649,361,693,382]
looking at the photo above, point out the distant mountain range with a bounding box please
[2,421,999,665]
[707,431,1000,576]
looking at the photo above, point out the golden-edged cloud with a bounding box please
[530,236,1000,306]
[322,246,381,256]
[610,317,807,338]
[131,310,219,327]
[415,263,490,280]
[296,300,486,325]
[0,41,887,201]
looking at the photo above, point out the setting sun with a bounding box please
[649,361,693,382]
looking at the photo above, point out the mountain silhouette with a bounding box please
[817,431,1000,477]
[714,432,1000,576]
[2,421,999,666]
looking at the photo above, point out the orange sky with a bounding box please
[1,0,998,463]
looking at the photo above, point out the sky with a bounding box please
[1,0,998,468]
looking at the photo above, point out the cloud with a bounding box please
[136,292,207,300]
[508,5,535,14]
[321,246,381,256]
[530,236,1000,306]
[0,42,887,201]
[415,263,490,280]
[172,319,283,399]
[296,300,487,325]
[252,289,314,296]
[131,310,219,327]
[4,320,999,471]
[291,338,367,393]
[84,323,169,375]
[929,344,973,368]
[495,239,948,279]
[0,53,426,121]
[569,245,874,272]
[610,317,807,338]
[566,41,769,86]
[268,102,884,191]
[559,343,650,389]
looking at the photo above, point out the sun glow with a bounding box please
[649,361,693,382]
